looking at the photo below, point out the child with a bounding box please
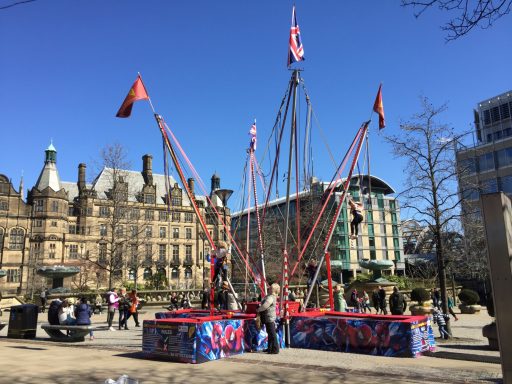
[433,309,450,339]
[348,197,364,240]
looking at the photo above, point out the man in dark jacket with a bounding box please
[378,286,388,315]
[372,289,380,314]
[75,297,94,340]
[48,298,62,325]
[389,287,407,315]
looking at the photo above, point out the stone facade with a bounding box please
[0,144,230,295]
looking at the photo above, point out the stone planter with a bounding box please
[459,303,481,314]
[409,303,434,316]
[482,322,498,350]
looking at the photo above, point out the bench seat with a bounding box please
[41,324,93,342]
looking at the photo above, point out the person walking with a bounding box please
[333,285,347,312]
[75,297,94,340]
[389,287,407,315]
[350,289,360,312]
[433,308,451,339]
[125,289,141,327]
[106,288,119,331]
[378,286,388,315]
[447,296,459,321]
[361,290,371,313]
[257,283,280,354]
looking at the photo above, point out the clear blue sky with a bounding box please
[1,1,511,214]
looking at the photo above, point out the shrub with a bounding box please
[486,293,495,317]
[410,287,430,304]
[459,289,480,305]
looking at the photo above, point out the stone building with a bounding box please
[0,144,230,295]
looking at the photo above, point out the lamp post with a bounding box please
[214,189,233,242]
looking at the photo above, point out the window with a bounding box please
[130,244,138,264]
[144,194,155,204]
[6,269,20,283]
[185,245,192,263]
[144,268,152,280]
[366,211,373,223]
[69,244,78,259]
[159,227,166,238]
[391,212,397,223]
[392,225,399,236]
[0,200,7,210]
[51,221,57,227]
[32,243,41,260]
[393,238,400,249]
[501,175,512,194]
[99,206,110,217]
[184,267,192,279]
[479,152,495,172]
[115,225,124,237]
[480,178,498,194]
[186,228,192,239]
[145,210,154,221]
[52,201,59,213]
[49,243,56,259]
[145,226,153,238]
[0,228,3,249]
[129,209,139,220]
[491,106,500,123]
[185,213,193,223]
[131,225,138,237]
[145,244,153,260]
[159,244,166,261]
[171,268,179,279]
[497,148,512,168]
[35,199,43,212]
[35,220,43,228]
[99,224,107,237]
[159,211,168,221]
[172,245,179,263]
[369,237,375,248]
[128,269,136,280]
[173,227,180,239]
[370,250,376,260]
[367,224,374,236]
[9,228,24,250]
[395,250,401,261]
[458,158,477,175]
[172,195,182,207]
[172,212,181,222]
[99,243,107,263]
[68,224,76,234]
[389,200,396,211]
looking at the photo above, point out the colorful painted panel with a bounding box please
[290,315,435,357]
[243,320,285,352]
[197,320,244,362]
[142,321,198,363]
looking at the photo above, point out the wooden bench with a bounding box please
[41,324,94,342]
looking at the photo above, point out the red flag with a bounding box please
[116,75,149,118]
[373,84,385,129]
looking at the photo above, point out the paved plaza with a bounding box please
[0,307,503,383]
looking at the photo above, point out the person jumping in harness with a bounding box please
[349,197,364,240]
[212,242,230,288]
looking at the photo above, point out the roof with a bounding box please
[34,162,62,192]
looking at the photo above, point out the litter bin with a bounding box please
[7,304,38,339]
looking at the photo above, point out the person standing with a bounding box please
[107,288,119,331]
[217,281,237,310]
[447,296,459,321]
[75,297,94,340]
[257,283,280,354]
[39,288,49,313]
[372,289,380,314]
[118,288,130,330]
[389,287,407,315]
[361,290,371,313]
[434,288,442,310]
[378,286,388,315]
[350,289,360,312]
[433,309,450,339]
[333,285,347,312]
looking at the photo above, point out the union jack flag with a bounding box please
[249,121,257,151]
[288,5,305,67]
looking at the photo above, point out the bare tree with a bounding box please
[386,97,465,333]
[81,144,153,289]
[402,0,512,41]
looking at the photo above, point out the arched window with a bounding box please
[0,228,4,249]
[9,228,24,250]
[143,268,152,280]
[128,269,136,280]
[158,268,166,277]
[184,267,192,279]
[171,267,179,279]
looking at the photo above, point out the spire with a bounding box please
[35,142,62,192]
[19,171,24,201]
